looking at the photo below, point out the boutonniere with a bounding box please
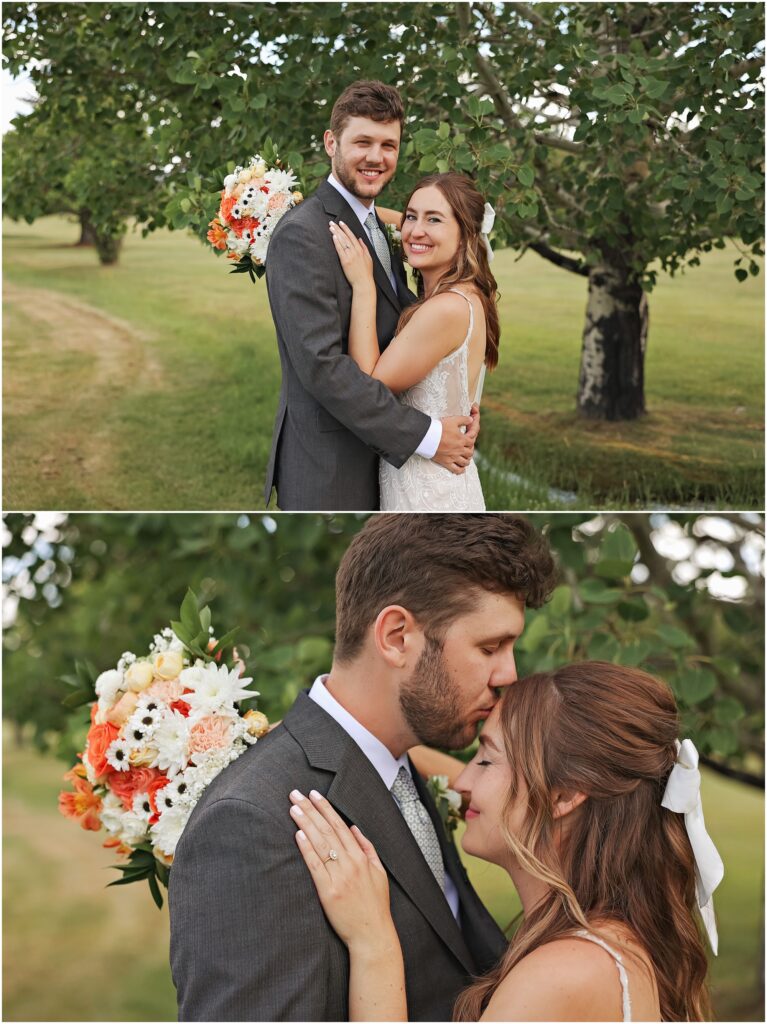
[427,774,462,836]
[384,222,403,256]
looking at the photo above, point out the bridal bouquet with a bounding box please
[206,152,303,282]
[58,590,269,906]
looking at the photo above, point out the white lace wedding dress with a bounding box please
[380,289,486,511]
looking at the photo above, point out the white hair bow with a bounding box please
[480,202,495,263]
[661,738,724,954]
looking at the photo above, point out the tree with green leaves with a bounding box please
[3,512,763,788]
[4,2,761,411]
[2,8,167,263]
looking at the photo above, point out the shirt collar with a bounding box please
[309,675,410,790]
[327,173,376,229]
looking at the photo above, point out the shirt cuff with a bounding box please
[415,418,442,459]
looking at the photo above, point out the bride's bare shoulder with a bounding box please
[480,934,635,1022]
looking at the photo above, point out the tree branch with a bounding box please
[527,239,589,276]
[700,754,764,790]
[457,2,584,156]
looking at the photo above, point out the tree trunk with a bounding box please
[76,209,97,247]
[94,231,123,265]
[577,263,648,421]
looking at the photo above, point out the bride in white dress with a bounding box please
[329,172,499,511]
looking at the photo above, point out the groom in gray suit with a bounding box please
[170,514,558,1021]
[264,81,479,511]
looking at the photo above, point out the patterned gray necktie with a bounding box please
[364,211,393,280]
[391,766,445,892]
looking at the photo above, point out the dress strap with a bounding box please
[574,931,632,1022]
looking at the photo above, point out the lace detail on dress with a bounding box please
[380,289,485,511]
[574,930,632,1022]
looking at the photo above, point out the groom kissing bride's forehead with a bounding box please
[170,514,558,1022]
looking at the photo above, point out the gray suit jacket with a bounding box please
[263,180,431,511]
[170,691,507,1022]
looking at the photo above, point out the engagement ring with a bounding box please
[324,849,339,863]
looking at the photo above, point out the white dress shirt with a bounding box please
[326,174,442,460]
[309,675,460,919]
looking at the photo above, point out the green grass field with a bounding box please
[3,726,763,1021]
[3,216,763,509]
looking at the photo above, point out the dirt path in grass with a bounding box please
[3,282,164,506]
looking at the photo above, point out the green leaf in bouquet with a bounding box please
[148,872,164,909]
[155,861,171,887]
[61,673,83,688]
[107,871,152,887]
[180,588,202,636]
[210,626,240,657]
[62,688,95,709]
[199,605,212,634]
[170,620,193,644]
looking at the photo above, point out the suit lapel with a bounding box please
[284,692,475,973]
[317,180,402,315]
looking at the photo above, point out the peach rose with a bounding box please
[145,678,184,704]
[106,690,139,727]
[188,715,233,757]
[268,192,288,212]
[85,718,120,779]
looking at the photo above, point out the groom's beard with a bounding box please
[399,636,477,750]
[332,151,394,201]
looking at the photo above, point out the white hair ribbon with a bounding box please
[480,202,495,263]
[661,738,724,954]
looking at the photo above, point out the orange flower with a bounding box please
[230,216,261,239]
[206,218,228,250]
[148,773,172,817]
[107,766,168,811]
[59,775,102,831]
[226,252,241,261]
[219,193,237,222]
[103,837,132,856]
[85,717,120,780]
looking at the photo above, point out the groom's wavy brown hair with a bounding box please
[453,662,711,1023]
[334,513,557,662]
[330,80,405,138]
[396,172,501,370]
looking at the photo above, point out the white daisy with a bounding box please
[131,791,154,823]
[106,736,133,772]
[181,662,257,714]
[150,709,191,777]
[250,233,270,265]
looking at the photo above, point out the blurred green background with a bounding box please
[3,512,764,1020]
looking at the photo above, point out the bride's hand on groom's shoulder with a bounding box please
[289,788,393,951]
[329,220,375,291]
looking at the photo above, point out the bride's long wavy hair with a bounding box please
[453,662,711,1023]
[396,172,500,370]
